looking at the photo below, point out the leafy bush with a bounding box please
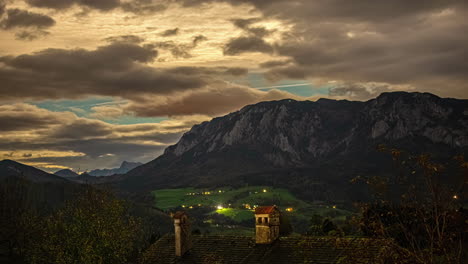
[25,187,141,264]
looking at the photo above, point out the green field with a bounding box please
[211,208,254,222]
[152,186,355,235]
[152,186,306,211]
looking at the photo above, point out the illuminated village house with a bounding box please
[142,206,389,263]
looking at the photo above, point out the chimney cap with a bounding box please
[255,205,278,214]
[173,211,188,219]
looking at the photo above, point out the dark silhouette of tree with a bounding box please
[354,145,467,263]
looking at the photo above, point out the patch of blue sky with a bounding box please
[31,97,116,117]
[104,116,167,125]
[233,72,331,97]
[29,97,167,125]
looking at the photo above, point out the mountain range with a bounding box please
[120,92,468,201]
[53,161,143,178]
[1,92,467,203]
[87,161,143,176]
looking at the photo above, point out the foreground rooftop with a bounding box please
[141,234,388,264]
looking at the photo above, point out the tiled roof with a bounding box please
[141,235,389,264]
[173,211,187,219]
[254,206,277,214]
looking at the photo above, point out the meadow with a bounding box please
[152,186,353,233]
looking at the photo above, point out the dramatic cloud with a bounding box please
[177,0,468,97]
[0,103,74,131]
[26,0,121,11]
[1,8,55,30]
[0,103,207,171]
[0,1,5,16]
[89,105,125,120]
[224,36,273,55]
[192,34,208,45]
[160,27,179,37]
[103,34,145,44]
[125,84,300,116]
[231,17,274,38]
[14,29,50,41]
[328,82,414,101]
[153,35,209,58]
[1,0,467,171]
[120,0,168,14]
[222,17,276,55]
[0,42,254,102]
[0,43,205,100]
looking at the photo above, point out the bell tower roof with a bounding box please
[255,205,278,215]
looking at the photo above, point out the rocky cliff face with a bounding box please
[122,92,468,200]
[163,92,467,165]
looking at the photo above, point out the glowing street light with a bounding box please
[217,205,224,210]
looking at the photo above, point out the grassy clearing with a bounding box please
[152,186,305,210]
[152,186,353,228]
[212,208,254,222]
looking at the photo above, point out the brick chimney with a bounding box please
[173,211,192,257]
[254,206,280,244]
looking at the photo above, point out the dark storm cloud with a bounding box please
[50,118,113,140]
[125,84,297,117]
[160,28,179,37]
[179,0,466,22]
[0,43,218,100]
[0,42,252,103]
[259,59,292,68]
[328,83,397,101]
[192,34,207,45]
[0,1,5,17]
[224,67,248,76]
[15,30,50,41]
[223,17,275,55]
[0,103,194,169]
[153,41,192,58]
[231,18,273,38]
[120,0,168,14]
[26,0,121,11]
[175,0,468,97]
[0,104,74,131]
[223,36,273,55]
[103,34,145,44]
[1,8,55,29]
[163,66,248,76]
[154,35,208,58]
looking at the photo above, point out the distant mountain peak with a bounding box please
[54,169,79,178]
[88,160,143,177]
[0,159,68,183]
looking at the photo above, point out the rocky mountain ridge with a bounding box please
[119,92,467,200]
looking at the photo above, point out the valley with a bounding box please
[152,186,353,234]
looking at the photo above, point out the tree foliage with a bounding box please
[25,187,141,264]
[354,145,467,263]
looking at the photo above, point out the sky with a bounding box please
[0,0,467,172]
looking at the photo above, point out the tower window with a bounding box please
[264,217,268,224]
